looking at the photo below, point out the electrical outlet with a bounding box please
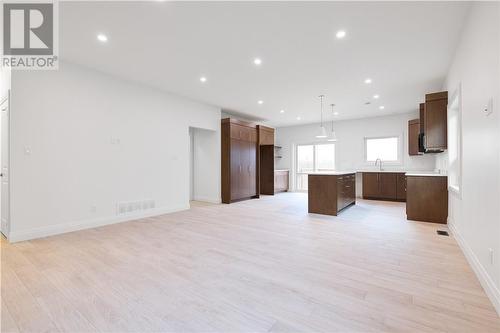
[483,98,493,116]
[90,205,97,213]
[489,248,494,265]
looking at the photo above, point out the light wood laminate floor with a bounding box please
[2,193,499,332]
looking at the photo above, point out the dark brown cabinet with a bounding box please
[362,172,406,202]
[361,173,379,198]
[378,173,397,199]
[424,91,448,151]
[337,174,356,211]
[259,126,274,145]
[258,125,276,195]
[406,175,448,224]
[222,118,259,203]
[308,173,355,216]
[419,103,425,133]
[396,173,406,201]
[419,91,448,153]
[408,119,421,156]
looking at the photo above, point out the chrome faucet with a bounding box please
[375,158,382,171]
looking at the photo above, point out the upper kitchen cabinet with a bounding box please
[408,119,421,156]
[258,125,274,146]
[257,125,275,195]
[422,91,448,152]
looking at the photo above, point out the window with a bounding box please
[448,86,462,195]
[296,143,335,191]
[365,136,399,163]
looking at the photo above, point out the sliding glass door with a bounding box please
[296,143,335,191]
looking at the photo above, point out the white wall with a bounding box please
[192,127,221,203]
[0,65,11,235]
[9,61,221,241]
[435,2,500,313]
[276,112,436,191]
[0,66,10,100]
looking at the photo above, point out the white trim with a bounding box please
[448,185,461,197]
[449,222,500,316]
[447,84,463,199]
[7,204,190,243]
[363,134,403,166]
[192,196,221,204]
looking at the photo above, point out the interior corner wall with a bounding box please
[9,61,221,242]
[436,2,500,313]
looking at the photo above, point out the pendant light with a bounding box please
[316,95,327,138]
[328,103,338,142]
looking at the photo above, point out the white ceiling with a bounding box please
[59,1,470,127]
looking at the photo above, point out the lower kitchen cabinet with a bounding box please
[406,175,448,224]
[362,172,406,202]
[274,170,289,193]
[396,173,407,201]
[308,173,355,216]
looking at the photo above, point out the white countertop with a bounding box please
[307,171,356,176]
[405,172,447,177]
[274,169,289,172]
[358,169,444,176]
[358,170,407,173]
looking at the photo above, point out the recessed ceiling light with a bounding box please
[333,111,339,116]
[373,94,380,99]
[336,30,346,39]
[258,100,264,105]
[253,58,262,66]
[364,78,372,84]
[199,76,207,83]
[379,106,385,110]
[280,110,285,114]
[97,34,108,43]
[296,116,301,120]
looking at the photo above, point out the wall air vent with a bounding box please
[117,200,155,215]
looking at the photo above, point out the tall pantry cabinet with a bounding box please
[221,118,259,203]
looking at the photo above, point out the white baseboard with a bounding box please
[192,196,221,204]
[449,222,500,315]
[8,204,190,243]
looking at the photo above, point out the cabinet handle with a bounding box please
[1,107,6,112]
[239,165,242,173]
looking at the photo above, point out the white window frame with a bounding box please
[363,135,403,166]
[447,84,462,198]
[295,142,336,192]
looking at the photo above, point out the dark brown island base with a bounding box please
[308,172,356,216]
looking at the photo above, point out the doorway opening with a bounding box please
[188,127,220,206]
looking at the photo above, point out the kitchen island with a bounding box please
[308,172,356,216]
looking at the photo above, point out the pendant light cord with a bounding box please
[319,95,325,127]
[331,104,335,131]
